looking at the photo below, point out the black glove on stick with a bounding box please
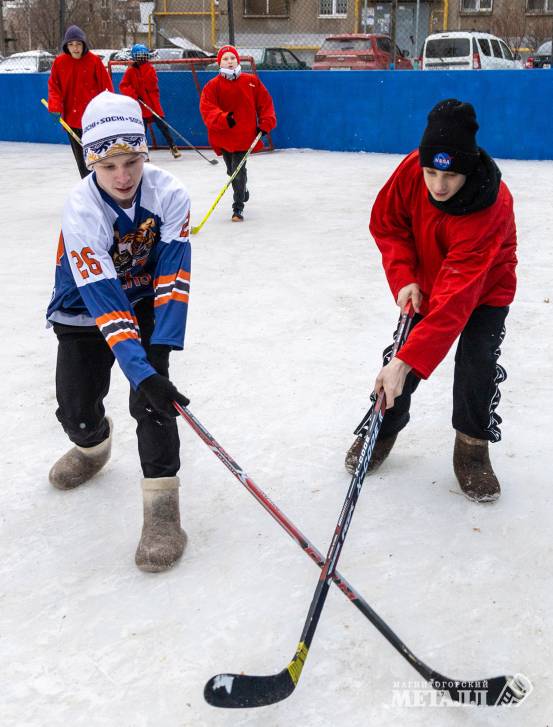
[139,373,190,421]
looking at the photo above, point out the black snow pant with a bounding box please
[67,127,90,179]
[222,150,248,213]
[52,298,180,478]
[148,116,176,148]
[378,304,509,443]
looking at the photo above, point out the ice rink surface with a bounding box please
[1,141,552,726]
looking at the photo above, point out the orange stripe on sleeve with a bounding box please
[96,310,137,328]
[105,330,140,348]
[154,269,191,287]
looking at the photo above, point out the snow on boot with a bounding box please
[135,476,187,573]
[171,146,182,158]
[49,418,113,490]
[453,431,500,503]
[344,432,398,476]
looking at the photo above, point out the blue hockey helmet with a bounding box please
[131,43,152,62]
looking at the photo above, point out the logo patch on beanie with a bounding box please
[433,152,453,170]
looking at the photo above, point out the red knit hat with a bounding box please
[217,45,240,65]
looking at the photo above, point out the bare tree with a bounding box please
[5,0,140,53]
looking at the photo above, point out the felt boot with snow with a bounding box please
[344,432,398,476]
[135,476,187,573]
[49,418,113,490]
[453,431,500,503]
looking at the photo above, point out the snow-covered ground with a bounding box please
[1,142,552,727]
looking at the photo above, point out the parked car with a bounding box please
[312,34,412,70]
[420,32,521,70]
[0,50,55,73]
[526,40,552,68]
[206,47,307,71]
[92,49,120,67]
[110,46,214,72]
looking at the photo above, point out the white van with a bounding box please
[421,32,521,70]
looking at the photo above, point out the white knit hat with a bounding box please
[81,91,148,169]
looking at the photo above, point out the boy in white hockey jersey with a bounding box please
[47,91,191,573]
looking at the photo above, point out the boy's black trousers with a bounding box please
[149,116,176,148]
[67,127,90,179]
[378,304,509,443]
[52,298,180,478]
[222,150,248,213]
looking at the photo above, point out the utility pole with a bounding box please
[390,0,398,69]
[227,0,235,45]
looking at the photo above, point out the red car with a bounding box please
[312,34,413,70]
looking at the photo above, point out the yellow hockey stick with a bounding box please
[40,98,83,146]
[191,132,262,235]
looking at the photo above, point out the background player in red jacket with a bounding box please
[48,25,113,177]
[119,44,181,160]
[345,99,517,504]
[200,45,276,221]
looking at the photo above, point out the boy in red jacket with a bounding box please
[345,99,517,503]
[200,45,276,221]
[119,44,181,159]
[48,25,113,177]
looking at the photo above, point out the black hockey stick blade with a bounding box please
[432,672,531,706]
[205,669,294,709]
[209,158,219,165]
[205,643,307,708]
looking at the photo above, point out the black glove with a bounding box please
[147,344,171,376]
[139,373,190,422]
[227,111,236,128]
[256,126,267,137]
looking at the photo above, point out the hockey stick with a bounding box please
[175,403,525,708]
[175,308,526,708]
[40,98,83,146]
[138,100,218,165]
[191,132,262,235]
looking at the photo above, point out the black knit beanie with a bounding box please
[419,99,480,175]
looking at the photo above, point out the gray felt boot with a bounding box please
[49,418,113,490]
[453,431,501,503]
[135,476,187,573]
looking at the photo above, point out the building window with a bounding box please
[526,0,553,11]
[243,0,289,16]
[319,0,348,17]
[460,0,492,11]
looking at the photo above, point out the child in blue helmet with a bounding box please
[120,44,182,159]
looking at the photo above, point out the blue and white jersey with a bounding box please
[47,163,191,389]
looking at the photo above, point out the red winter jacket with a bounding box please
[48,51,113,128]
[119,62,164,120]
[370,151,517,379]
[199,73,276,154]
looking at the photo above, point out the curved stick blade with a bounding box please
[210,159,219,165]
[204,668,295,708]
[435,673,532,706]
